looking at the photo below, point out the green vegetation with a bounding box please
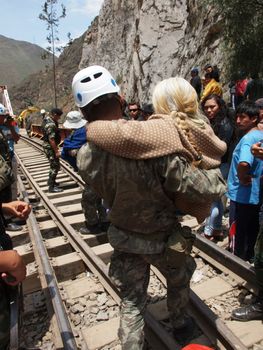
[205,0,263,79]
[39,0,66,107]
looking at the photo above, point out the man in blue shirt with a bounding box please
[62,111,108,234]
[232,141,263,321]
[227,101,263,261]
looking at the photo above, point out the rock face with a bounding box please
[10,0,224,112]
[79,0,223,105]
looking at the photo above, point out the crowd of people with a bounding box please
[0,63,263,349]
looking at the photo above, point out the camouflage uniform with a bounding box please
[0,129,12,202]
[78,143,226,349]
[41,115,61,188]
[81,184,108,226]
[0,155,14,349]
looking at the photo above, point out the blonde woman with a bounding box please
[86,77,226,222]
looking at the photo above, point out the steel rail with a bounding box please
[17,176,78,350]
[151,266,247,350]
[194,234,257,287]
[22,135,257,288]
[20,134,258,349]
[20,135,86,189]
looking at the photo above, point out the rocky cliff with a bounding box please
[10,0,224,113]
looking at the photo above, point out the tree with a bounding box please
[205,0,263,79]
[39,0,66,107]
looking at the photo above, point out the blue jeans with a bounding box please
[204,200,224,236]
[204,163,229,236]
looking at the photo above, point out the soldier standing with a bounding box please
[72,65,226,348]
[41,108,63,193]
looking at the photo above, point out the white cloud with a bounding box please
[67,0,104,17]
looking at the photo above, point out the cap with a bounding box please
[191,67,199,74]
[40,109,46,114]
[63,111,87,129]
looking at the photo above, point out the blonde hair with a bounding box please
[152,77,206,129]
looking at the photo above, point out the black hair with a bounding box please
[201,94,234,134]
[204,63,212,70]
[128,102,140,109]
[204,72,213,79]
[51,108,63,116]
[236,100,260,120]
[80,93,121,122]
[255,98,263,109]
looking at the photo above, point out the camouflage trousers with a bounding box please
[81,184,108,226]
[0,282,10,350]
[109,249,196,350]
[43,144,60,186]
[254,224,263,295]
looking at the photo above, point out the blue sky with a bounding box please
[1,0,103,49]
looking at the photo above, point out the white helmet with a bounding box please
[72,65,120,108]
[40,109,46,115]
[0,103,7,115]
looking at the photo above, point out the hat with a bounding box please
[63,111,87,129]
[40,109,46,114]
[191,67,199,74]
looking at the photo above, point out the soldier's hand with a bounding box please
[55,150,60,158]
[2,201,32,219]
[0,250,26,285]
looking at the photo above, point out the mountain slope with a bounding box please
[10,0,225,114]
[0,35,52,88]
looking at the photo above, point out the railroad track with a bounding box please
[9,133,263,349]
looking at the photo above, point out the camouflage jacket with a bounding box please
[0,129,12,167]
[0,155,13,192]
[41,115,61,146]
[77,143,226,253]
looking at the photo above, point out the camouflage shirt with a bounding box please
[77,143,226,253]
[0,129,12,167]
[41,115,61,146]
[0,155,13,192]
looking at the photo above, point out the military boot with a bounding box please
[48,178,63,193]
[231,299,263,321]
[79,223,102,235]
[49,185,63,193]
[173,317,196,345]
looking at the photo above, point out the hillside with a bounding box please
[10,0,225,114]
[0,35,52,88]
